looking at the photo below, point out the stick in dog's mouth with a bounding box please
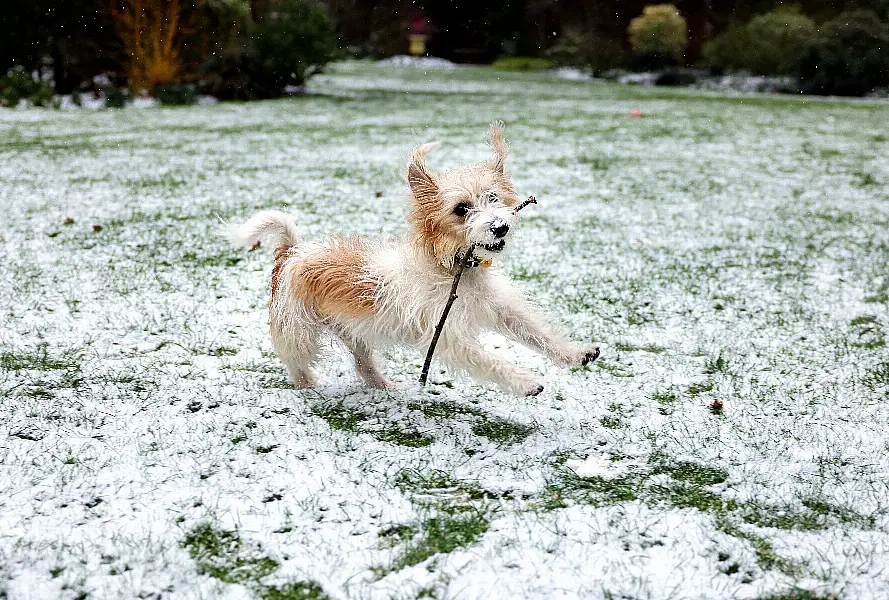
[513,195,537,214]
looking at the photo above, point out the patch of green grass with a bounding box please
[592,360,634,377]
[715,514,800,576]
[489,56,553,71]
[850,315,878,327]
[687,381,714,396]
[863,361,889,394]
[850,315,885,349]
[312,403,368,432]
[578,153,613,170]
[756,590,838,600]
[741,502,827,531]
[471,415,535,444]
[394,469,491,500]
[509,265,553,285]
[408,400,482,419]
[651,461,729,486]
[553,154,612,170]
[376,428,434,448]
[207,346,238,356]
[22,386,54,400]
[649,483,730,513]
[704,353,729,375]
[182,523,330,598]
[542,472,640,509]
[541,452,870,577]
[0,342,81,372]
[615,342,666,354]
[652,389,678,404]
[314,403,433,446]
[854,171,878,187]
[181,523,279,585]
[378,524,417,548]
[180,250,243,268]
[258,582,331,600]
[390,508,490,571]
[599,415,626,429]
[744,497,856,534]
[864,285,888,304]
[800,498,875,529]
[378,468,496,576]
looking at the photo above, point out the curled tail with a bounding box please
[228,210,299,249]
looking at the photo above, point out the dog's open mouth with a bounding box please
[481,239,506,253]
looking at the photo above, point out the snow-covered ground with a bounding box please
[1,62,888,600]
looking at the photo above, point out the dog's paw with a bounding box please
[365,376,394,390]
[523,382,545,397]
[581,346,601,366]
[567,345,600,367]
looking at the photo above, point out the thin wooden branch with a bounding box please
[419,243,477,386]
[514,195,536,214]
[418,195,539,387]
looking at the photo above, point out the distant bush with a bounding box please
[703,8,817,76]
[628,4,688,65]
[654,69,699,86]
[154,83,197,105]
[0,69,54,108]
[796,10,889,96]
[202,0,336,100]
[111,0,197,92]
[545,29,624,75]
[104,85,129,108]
[253,0,337,88]
[629,49,678,71]
[489,57,553,71]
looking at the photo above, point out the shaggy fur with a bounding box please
[229,123,599,396]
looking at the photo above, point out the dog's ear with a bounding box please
[407,142,439,203]
[487,121,508,173]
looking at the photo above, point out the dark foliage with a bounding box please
[154,83,198,105]
[0,68,54,107]
[796,10,889,96]
[202,0,336,100]
[630,49,678,71]
[702,9,818,76]
[0,0,120,93]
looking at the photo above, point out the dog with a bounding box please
[229,123,599,396]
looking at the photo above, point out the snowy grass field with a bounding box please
[2,62,889,600]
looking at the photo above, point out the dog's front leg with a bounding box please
[497,302,599,367]
[437,339,545,397]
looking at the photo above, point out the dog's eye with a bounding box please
[453,203,470,217]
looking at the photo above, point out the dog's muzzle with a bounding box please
[480,219,509,253]
[490,219,509,239]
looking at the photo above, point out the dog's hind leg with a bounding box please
[271,323,320,388]
[334,333,391,389]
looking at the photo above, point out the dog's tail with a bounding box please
[227,210,299,249]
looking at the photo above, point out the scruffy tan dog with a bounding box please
[230,123,599,396]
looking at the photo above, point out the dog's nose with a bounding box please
[490,220,509,238]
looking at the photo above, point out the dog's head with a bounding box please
[407,122,520,268]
